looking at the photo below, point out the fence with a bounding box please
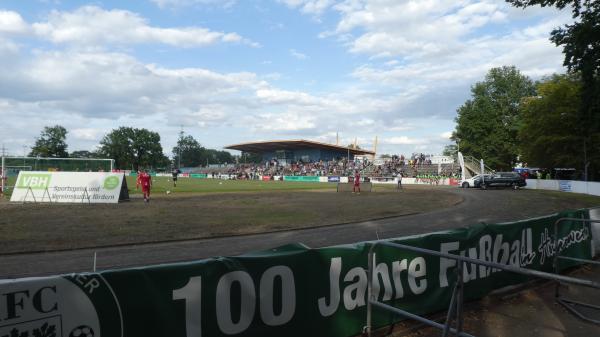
[366,216,600,336]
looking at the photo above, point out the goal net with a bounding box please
[1,157,114,193]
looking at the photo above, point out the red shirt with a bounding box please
[354,173,360,185]
[139,173,151,188]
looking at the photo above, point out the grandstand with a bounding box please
[225,139,375,164]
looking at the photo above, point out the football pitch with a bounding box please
[2,175,337,196]
[2,176,600,255]
[124,175,336,193]
[0,177,463,254]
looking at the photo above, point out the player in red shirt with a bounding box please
[136,170,152,203]
[353,170,361,194]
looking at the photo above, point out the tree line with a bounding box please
[451,0,599,180]
[27,126,239,170]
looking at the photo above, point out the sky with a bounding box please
[0,0,574,158]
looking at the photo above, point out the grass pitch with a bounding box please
[124,176,335,194]
[0,179,461,253]
[2,177,600,254]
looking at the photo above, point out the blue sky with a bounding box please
[0,0,573,158]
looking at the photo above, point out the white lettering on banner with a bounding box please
[537,227,590,264]
[216,271,256,334]
[440,229,535,287]
[342,267,367,311]
[172,276,202,337]
[318,257,341,316]
[259,266,296,326]
[174,266,297,335]
[408,257,427,295]
[319,255,428,316]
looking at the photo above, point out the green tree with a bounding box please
[240,151,263,164]
[205,149,233,165]
[172,135,205,167]
[453,66,536,170]
[70,150,96,158]
[29,125,69,158]
[98,127,168,170]
[506,0,600,179]
[519,74,582,168]
[442,144,458,159]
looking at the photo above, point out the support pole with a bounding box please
[93,251,97,272]
[1,155,5,194]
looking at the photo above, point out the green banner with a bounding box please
[0,209,591,337]
[283,176,320,182]
[191,174,207,178]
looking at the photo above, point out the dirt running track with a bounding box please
[1,187,599,278]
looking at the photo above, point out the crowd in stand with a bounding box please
[204,153,460,180]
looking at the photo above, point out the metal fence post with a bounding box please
[366,243,375,337]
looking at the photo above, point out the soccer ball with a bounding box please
[166,190,171,194]
[219,182,223,185]
[69,325,95,337]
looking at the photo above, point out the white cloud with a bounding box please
[151,0,237,9]
[0,2,577,157]
[381,136,427,145]
[72,128,104,141]
[440,131,453,139]
[0,11,29,35]
[278,0,334,16]
[254,112,317,131]
[21,6,259,48]
[289,48,308,60]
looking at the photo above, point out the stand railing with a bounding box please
[365,220,600,336]
[553,217,600,325]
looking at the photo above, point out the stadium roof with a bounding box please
[225,139,375,156]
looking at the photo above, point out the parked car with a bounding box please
[480,172,526,190]
[460,174,491,188]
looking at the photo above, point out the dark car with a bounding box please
[480,172,526,190]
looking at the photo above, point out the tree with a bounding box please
[453,66,536,170]
[98,127,168,170]
[70,150,96,158]
[519,74,582,168]
[205,149,233,165]
[240,151,263,164]
[29,125,69,157]
[442,144,458,159]
[506,0,600,179]
[172,135,205,167]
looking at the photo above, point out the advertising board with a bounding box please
[10,171,127,203]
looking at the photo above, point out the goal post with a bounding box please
[1,156,114,193]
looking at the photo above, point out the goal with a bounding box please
[1,156,114,193]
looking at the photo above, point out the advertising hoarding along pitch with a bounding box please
[0,209,592,337]
[10,171,127,203]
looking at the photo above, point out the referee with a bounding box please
[172,167,181,187]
